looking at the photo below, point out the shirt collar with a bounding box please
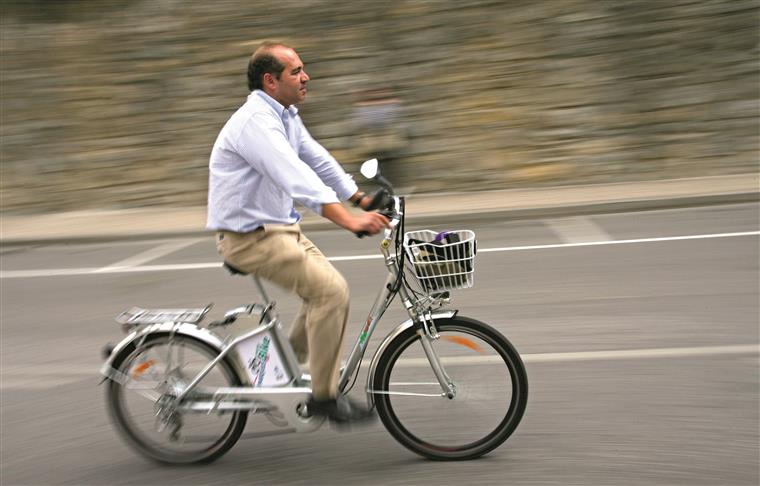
[253,90,299,118]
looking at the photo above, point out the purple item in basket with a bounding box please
[433,231,460,245]
[433,231,451,243]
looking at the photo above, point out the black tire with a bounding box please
[106,334,248,464]
[372,316,528,460]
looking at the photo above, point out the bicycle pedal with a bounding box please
[264,413,288,428]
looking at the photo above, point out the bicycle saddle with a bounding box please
[223,262,248,276]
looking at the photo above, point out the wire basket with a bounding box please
[403,229,476,292]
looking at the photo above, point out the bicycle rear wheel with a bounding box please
[106,334,247,464]
[371,316,528,460]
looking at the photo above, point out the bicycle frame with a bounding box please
[338,196,456,398]
[101,195,458,433]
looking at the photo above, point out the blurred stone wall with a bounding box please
[1,0,758,213]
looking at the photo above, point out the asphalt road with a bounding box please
[2,202,758,485]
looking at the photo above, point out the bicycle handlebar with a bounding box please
[383,196,403,240]
[354,194,402,239]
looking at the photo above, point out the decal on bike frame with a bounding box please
[236,332,289,387]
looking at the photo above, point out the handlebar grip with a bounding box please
[355,231,369,239]
[367,188,392,212]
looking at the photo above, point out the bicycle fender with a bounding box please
[365,310,457,407]
[99,322,237,383]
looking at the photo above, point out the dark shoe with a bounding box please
[307,395,375,424]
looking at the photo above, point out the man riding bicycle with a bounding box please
[207,41,389,424]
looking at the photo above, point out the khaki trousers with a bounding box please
[215,225,349,400]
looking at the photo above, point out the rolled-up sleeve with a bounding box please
[233,113,339,215]
[296,117,359,201]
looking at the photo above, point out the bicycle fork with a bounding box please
[418,313,457,399]
[372,313,458,400]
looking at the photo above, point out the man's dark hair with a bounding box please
[247,42,287,91]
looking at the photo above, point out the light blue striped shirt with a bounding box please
[207,90,358,232]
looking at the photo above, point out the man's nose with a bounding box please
[301,71,310,82]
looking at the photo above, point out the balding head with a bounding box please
[247,42,290,92]
[246,42,310,107]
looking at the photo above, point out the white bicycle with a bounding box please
[101,159,528,462]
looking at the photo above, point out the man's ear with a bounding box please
[263,72,276,91]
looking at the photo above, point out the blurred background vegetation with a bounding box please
[1,0,758,213]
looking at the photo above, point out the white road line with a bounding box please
[477,230,760,253]
[1,267,102,278]
[383,344,760,368]
[544,216,611,243]
[2,344,757,390]
[2,364,100,374]
[0,377,95,390]
[523,344,760,363]
[94,238,203,272]
[0,263,221,279]
[1,366,101,390]
[327,254,383,262]
[1,230,758,279]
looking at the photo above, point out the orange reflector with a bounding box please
[132,359,156,379]
[441,336,485,354]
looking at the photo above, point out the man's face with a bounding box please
[268,47,310,107]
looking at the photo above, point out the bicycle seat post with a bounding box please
[252,275,272,305]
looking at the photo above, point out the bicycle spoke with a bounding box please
[107,336,247,463]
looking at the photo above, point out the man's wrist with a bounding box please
[351,192,367,208]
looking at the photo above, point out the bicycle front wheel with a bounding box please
[371,316,528,460]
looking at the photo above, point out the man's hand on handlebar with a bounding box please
[320,202,390,238]
[351,211,390,237]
